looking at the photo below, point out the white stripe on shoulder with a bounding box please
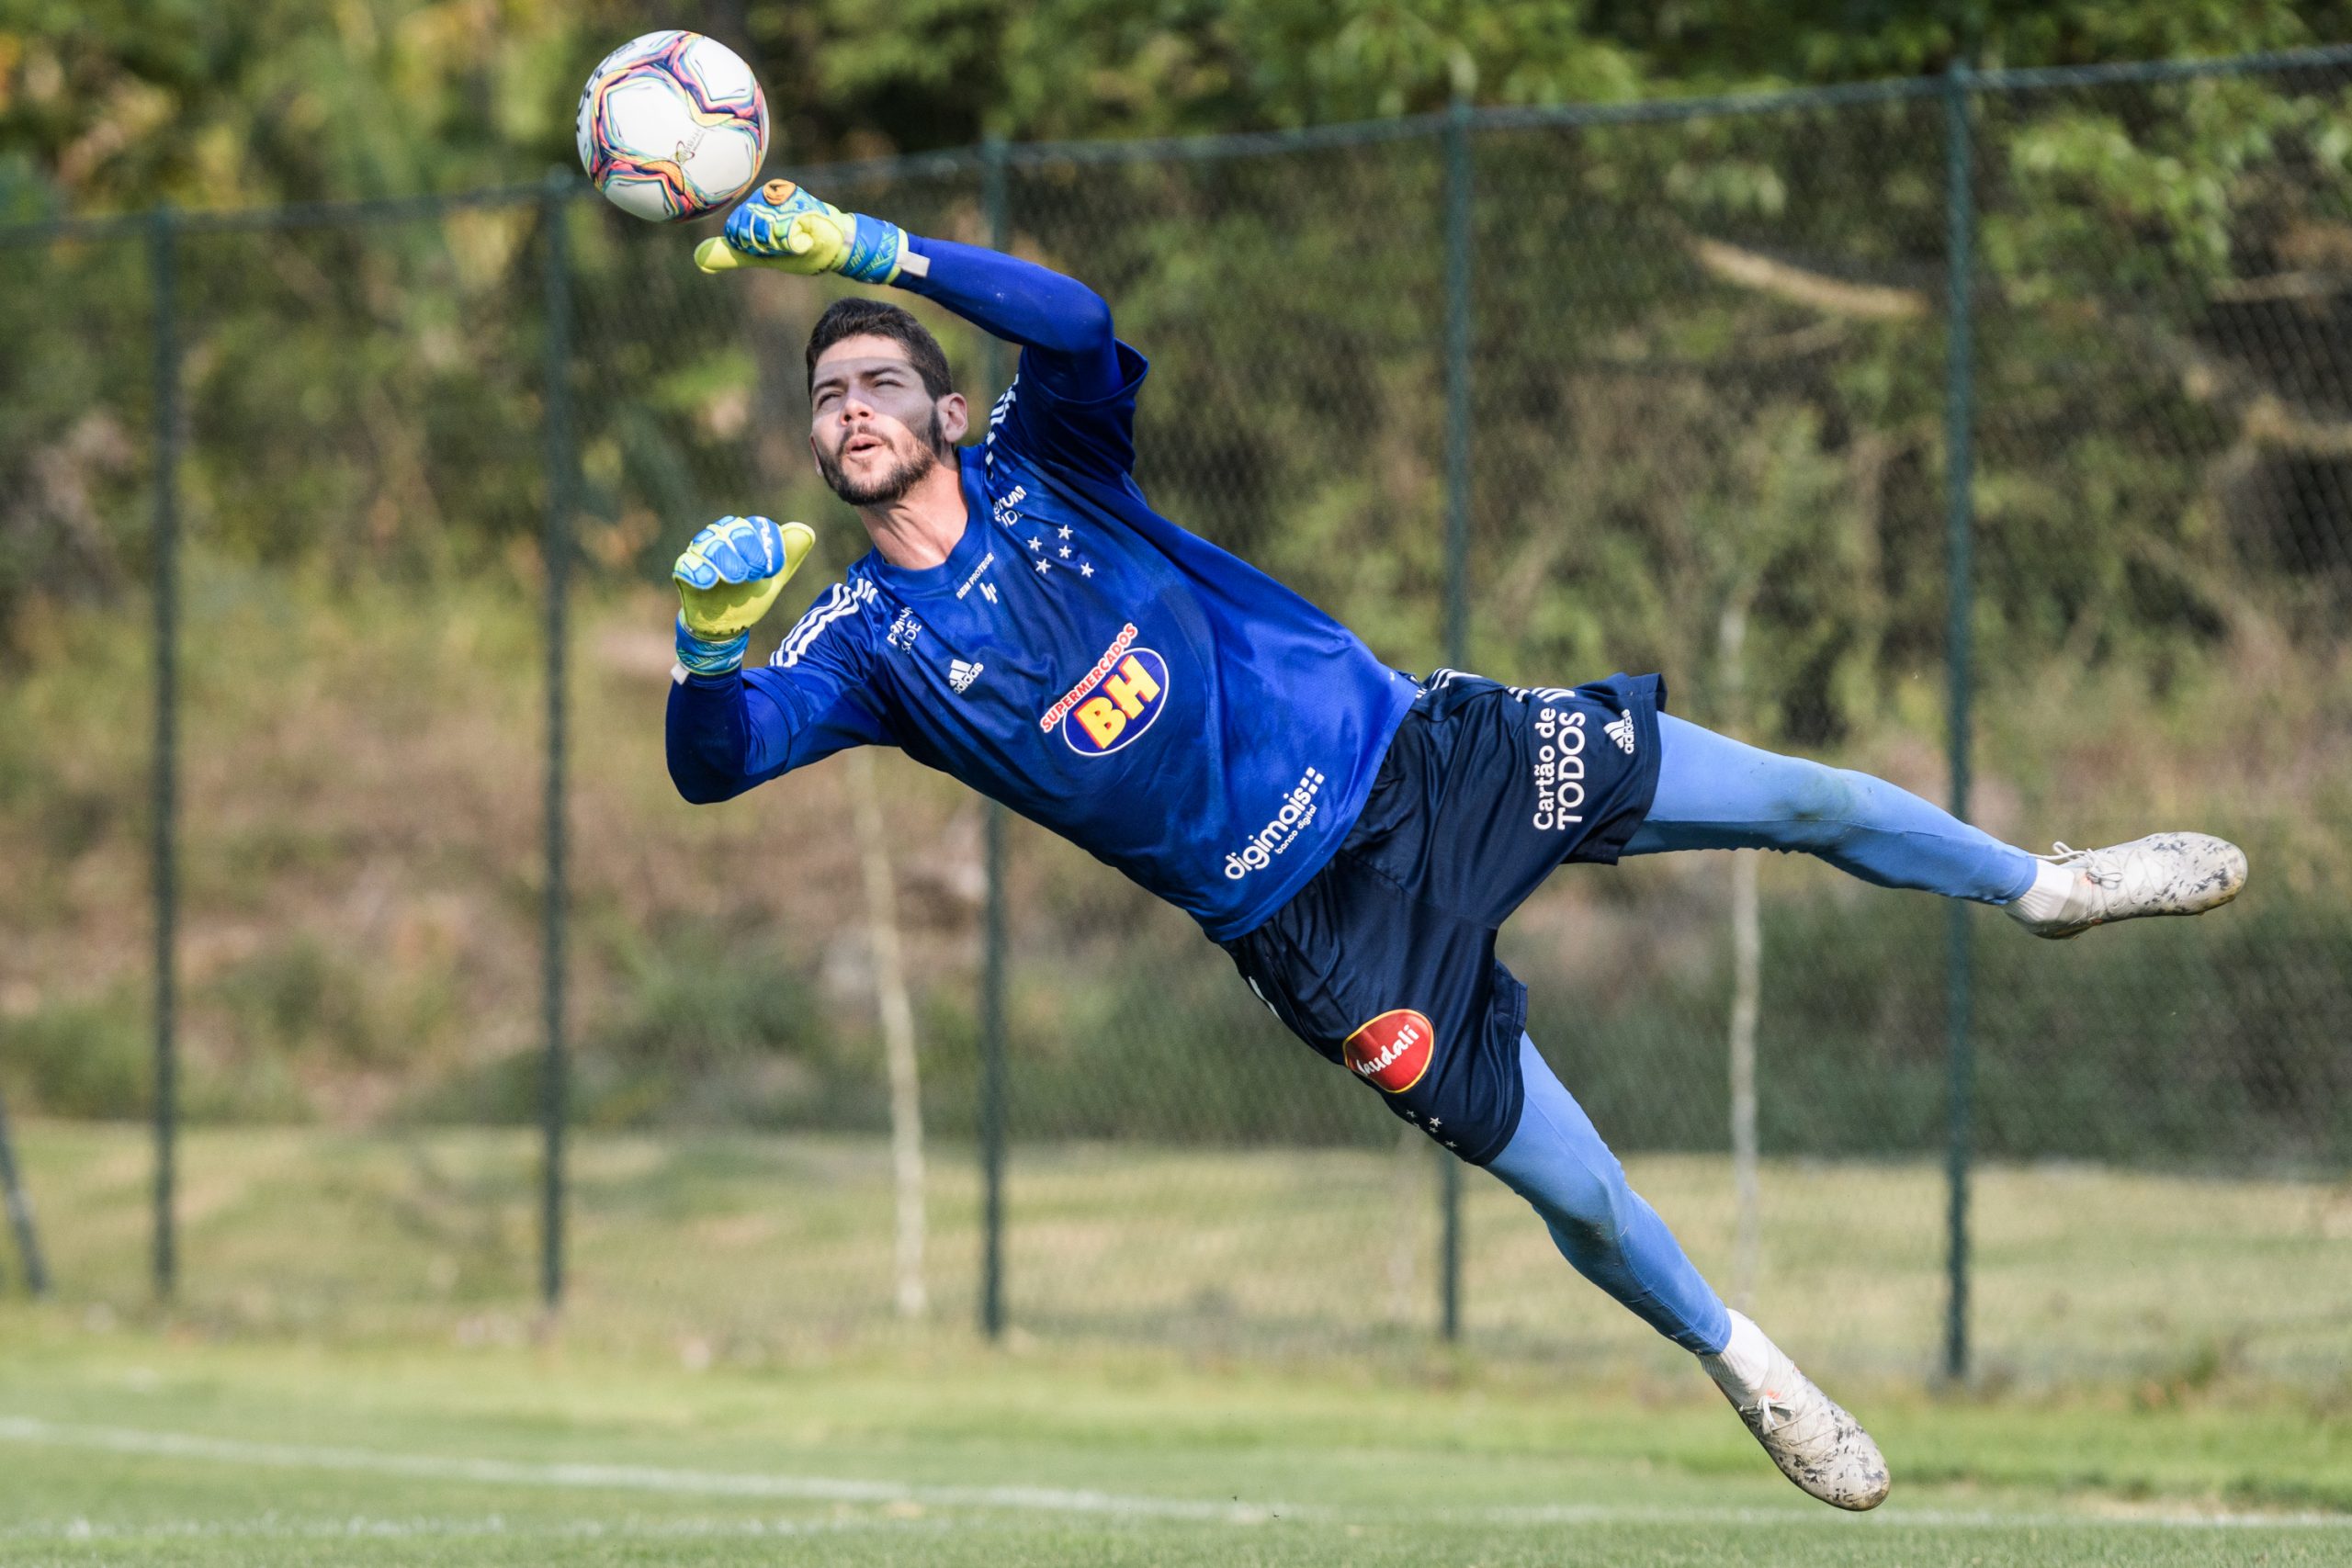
[774,579,875,669]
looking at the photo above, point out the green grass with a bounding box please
[0,1324,2346,1566]
[2,1123,2347,1562]
[10,1122,2347,1385]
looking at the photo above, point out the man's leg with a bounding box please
[1621,714,2245,936]
[1486,1033,1891,1510]
[1485,1034,1729,1351]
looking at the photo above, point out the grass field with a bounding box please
[9,1121,2346,1382]
[0,1121,2346,1562]
[1,1323,2348,1566]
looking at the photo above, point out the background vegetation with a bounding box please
[4,5,2349,1180]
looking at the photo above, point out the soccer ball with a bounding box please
[575,30,769,222]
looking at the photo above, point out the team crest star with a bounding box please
[1027,536,1045,551]
[1079,561,1094,578]
[1057,525,1072,540]
[1035,558,1051,574]
[1058,545,1072,558]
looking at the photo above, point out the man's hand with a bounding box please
[693,179,918,284]
[673,514,816,676]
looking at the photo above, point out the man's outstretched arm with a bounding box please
[664,514,888,803]
[695,179,1126,402]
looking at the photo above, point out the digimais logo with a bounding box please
[1343,1009,1435,1094]
[1222,767,1327,881]
[1040,623,1170,756]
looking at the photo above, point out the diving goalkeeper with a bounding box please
[667,179,2248,1511]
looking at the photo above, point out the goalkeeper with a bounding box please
[669,179,2248,1511]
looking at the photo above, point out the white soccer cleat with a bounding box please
[2005,832,2248,941]
[1701,1314,1890,1511]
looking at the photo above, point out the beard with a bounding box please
[818,410,948,507]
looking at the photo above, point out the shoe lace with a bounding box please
[2042,841,2122,890]
[1747,1389,1798,1434]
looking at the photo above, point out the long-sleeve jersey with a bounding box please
[666,239,1419,942]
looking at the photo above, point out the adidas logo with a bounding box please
[1604,709,1636,754]
[948,659,984,694]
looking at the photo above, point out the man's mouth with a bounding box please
[844,434,884,458]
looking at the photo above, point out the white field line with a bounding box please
[0,1416,1288,1524]
[0,1515,960,1543]
[1,1414,2347,1533]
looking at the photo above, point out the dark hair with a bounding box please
[805,298,955,400]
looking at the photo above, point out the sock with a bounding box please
[2006,857,2079,923]
[1698,1309,1774,1400]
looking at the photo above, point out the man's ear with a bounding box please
[936,392,970,446]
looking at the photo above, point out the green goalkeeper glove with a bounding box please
[694,178,914,283]
[673,514,816,676]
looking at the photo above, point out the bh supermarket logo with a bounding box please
[1343,1009,1435,1095]
[1040,623,1169,756]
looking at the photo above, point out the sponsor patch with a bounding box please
[1532,704,1588,831]
[1042,624,1169,755]
[1222,767,1328,880]
[955,550,996,601]
[1343,1009,1435,1094]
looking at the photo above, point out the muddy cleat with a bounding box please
[2005,832,2248,940]
[1702,1314,1890,1511]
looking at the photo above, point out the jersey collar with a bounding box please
[855,449,993,599]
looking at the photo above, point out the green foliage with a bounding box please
[0,987,146,1118]
[1529,890,2352,1167]
[412,914,861,1131]
[3,13,2349,1187]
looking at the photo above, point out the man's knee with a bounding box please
[1770,761,1869,848]
[1494,1116,1638,1243]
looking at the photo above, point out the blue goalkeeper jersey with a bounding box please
[669,345,1417,940]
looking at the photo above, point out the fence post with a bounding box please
[148,202,181,1303]
[538,175,576,1314]
[0,1089,48,1296]
[1940,63,1978,1386]
[1438,89,1475,1345]
[978,133,1012,1342]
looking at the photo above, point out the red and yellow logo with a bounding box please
[1041,623,1170,756]
[1343,1009,1435,1094]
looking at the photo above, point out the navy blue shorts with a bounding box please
[1220,671,1665,1165]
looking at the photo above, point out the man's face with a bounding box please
[808,335,967,507]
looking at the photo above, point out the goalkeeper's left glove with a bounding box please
[673,513,816,676]
[694,179,908,283]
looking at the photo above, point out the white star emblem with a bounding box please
[1079,561,1094,579]
[1035,558,1051,574]
[1057,545,1071,558]
[1027,536,1045,552]
[1057,525,1072,540]
[1426,1117,1442,1131]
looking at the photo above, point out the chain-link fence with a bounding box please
[3,49,2347,1386]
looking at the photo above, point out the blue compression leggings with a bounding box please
[1623,714,2037,901]
[1488,716,2038,1353]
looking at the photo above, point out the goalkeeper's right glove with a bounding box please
[694,179,908,283]
[672,514,816,676]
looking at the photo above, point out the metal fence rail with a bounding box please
[2,48,2346,1384]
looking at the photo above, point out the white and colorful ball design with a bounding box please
[575,30,768,222]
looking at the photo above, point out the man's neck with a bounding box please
[860,459,968,570]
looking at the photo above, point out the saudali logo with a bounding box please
[1342,1009,1435,1094]
[1040,623,1170,756]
